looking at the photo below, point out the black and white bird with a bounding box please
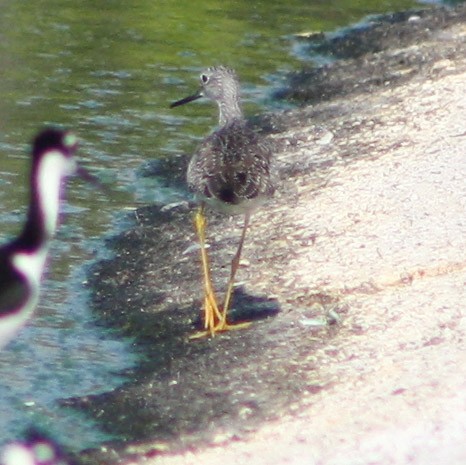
[0,129,79,349]
[171,66,275,337]
[1,429,75,465]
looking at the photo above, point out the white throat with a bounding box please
[36,150,72,238]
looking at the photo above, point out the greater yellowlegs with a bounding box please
[0,128,79,349]
[171,66,274,337]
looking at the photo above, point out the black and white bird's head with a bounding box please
[1,430,74,465]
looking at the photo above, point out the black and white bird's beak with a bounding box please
[56,131,103,190]
[75,165,105,191]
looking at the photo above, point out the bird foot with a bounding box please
[189,317,251,340]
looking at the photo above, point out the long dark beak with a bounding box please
[170,90,203,108]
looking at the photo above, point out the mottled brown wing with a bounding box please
[188,120,274,205]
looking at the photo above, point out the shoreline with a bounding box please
[75,4,466,464]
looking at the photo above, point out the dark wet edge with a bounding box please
[273,4,466,105]
[60,4,466,464]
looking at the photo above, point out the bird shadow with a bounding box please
[61,289,282,447]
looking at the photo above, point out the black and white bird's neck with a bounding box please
[0,128,78,349]
[12,130,77,287]
[19,130,77,249]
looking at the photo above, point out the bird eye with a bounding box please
[201,74,209,84]
[63,132,77,149]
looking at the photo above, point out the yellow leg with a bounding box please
[190,209,251,340]
[217,213,251,331]
[190,205,223,339]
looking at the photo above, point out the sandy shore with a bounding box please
[76,5,466,465]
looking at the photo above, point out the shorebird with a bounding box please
[171,65,274,338]
[0,129,81,349]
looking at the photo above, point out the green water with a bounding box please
[0,0,444,450]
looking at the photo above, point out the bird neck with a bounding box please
[217,93,243,126]
[17,151,69,252]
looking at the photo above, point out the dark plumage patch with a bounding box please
[203,185,212,198]
[0,259,30,317]
[236,172,247,185]
[218,187,237,204]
